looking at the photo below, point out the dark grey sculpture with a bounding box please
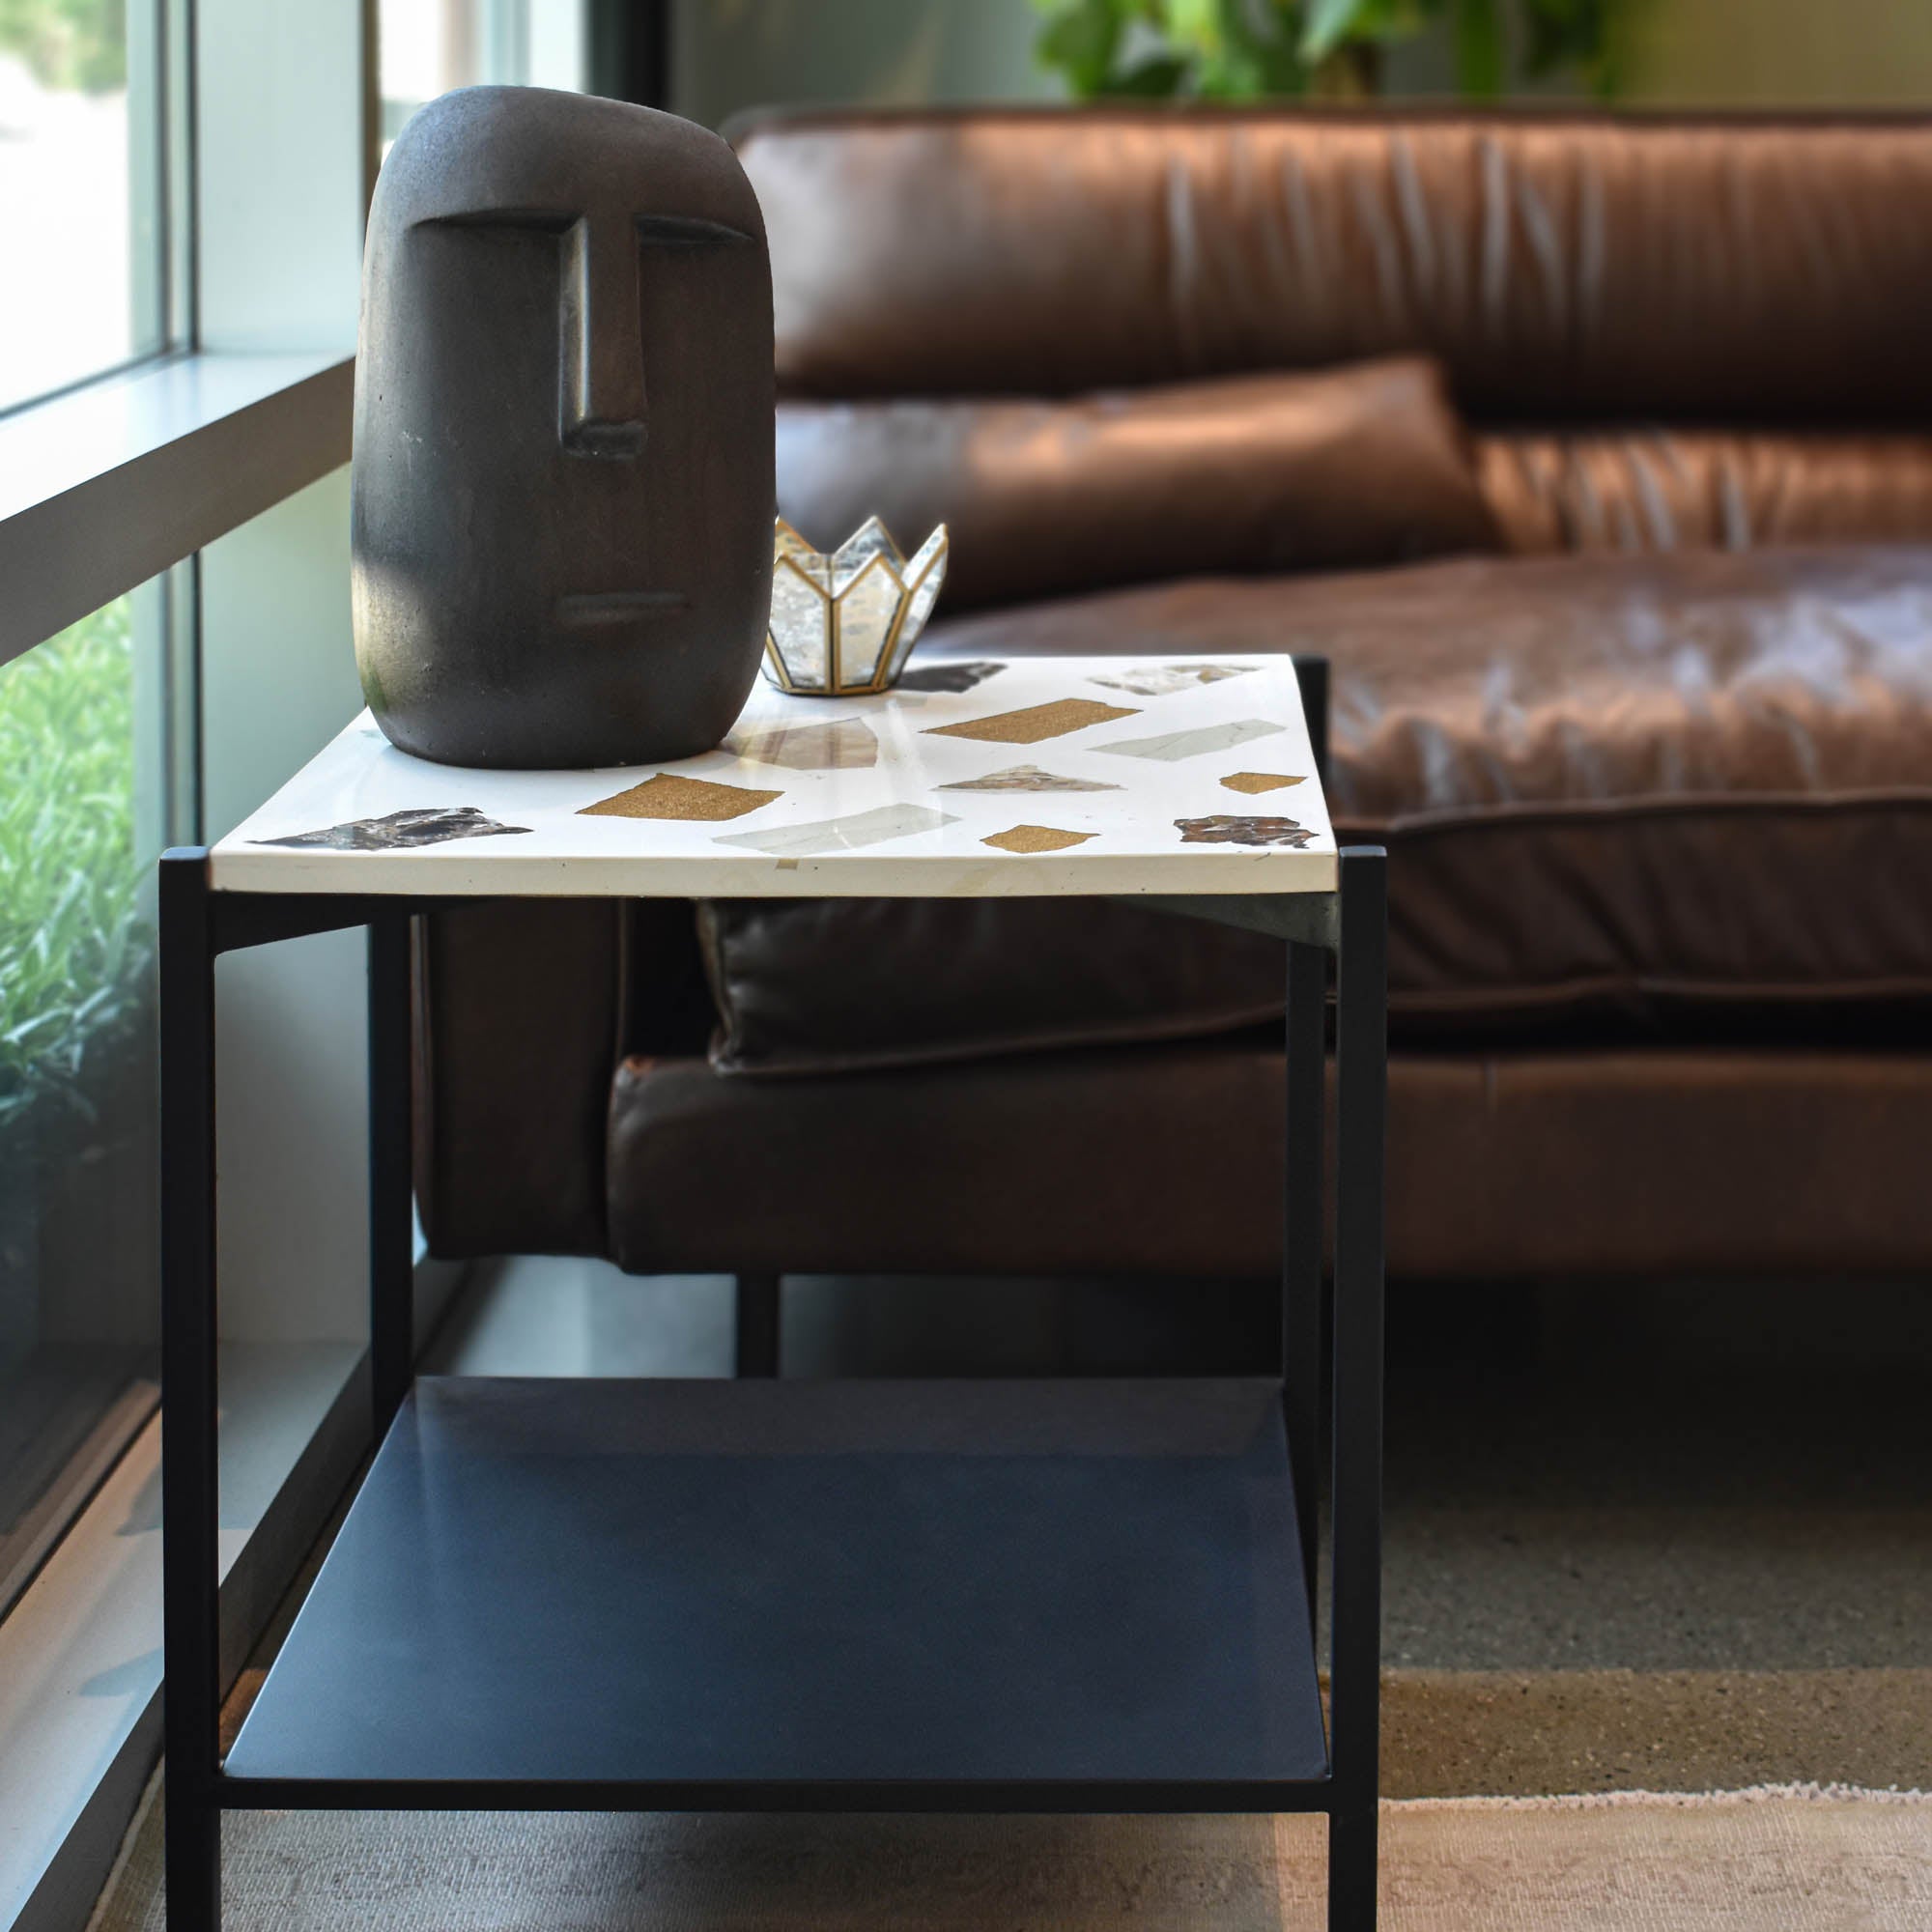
[353,87,775,768]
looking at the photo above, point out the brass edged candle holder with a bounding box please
[763,517,950,697]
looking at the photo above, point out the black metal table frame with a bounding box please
[158,665,1387,1931]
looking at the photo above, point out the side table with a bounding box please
[160,652,1385,1928]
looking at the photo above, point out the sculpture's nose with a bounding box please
[559,213,646,459]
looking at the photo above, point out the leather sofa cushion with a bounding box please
[611,1045,1932,1280]
[700,896,1285,1077]
[700,545,1932,1068]
[738,110,1932,424]
[1479,431,1932,554]
[776,359,1498,612]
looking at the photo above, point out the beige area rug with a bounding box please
[1380,1669,1932,1798]
[91,1779,1931,1932]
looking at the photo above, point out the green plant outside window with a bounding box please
[0,590,170,1615]
[0,0,128,91]
[0,600,152,1134]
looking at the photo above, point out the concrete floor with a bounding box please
[419,1261,1932,1795]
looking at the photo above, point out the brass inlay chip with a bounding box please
[580,774,781,822]
[982,824,1095,854]
[1220,771,1306,795]
[925,698,1138,745]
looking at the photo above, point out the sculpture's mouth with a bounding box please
[555,590,691,626]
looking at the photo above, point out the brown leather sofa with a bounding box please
[416,109,1932,1286]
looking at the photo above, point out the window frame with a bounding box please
[0,0,195,426]
[0,10,611,1926]
[0,2,368,1924]
[0,351,353,671]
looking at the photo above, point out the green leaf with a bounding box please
[1521,0,1621,93]
[1035,0,1126,96]
[1163,0,1226,56]
[1300,0,1369,63]
[1102,52,1196,96]
[1452,0,1505,96]
[1524,0,1595,67]
[1213,0,1307,89]
[1215,0,1288,53]
[1350,0,1435,43]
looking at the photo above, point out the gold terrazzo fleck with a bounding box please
[981,824,1095,854]
[580,773,781,822]
[924,698,1137,745]
[1220,771,1306,795]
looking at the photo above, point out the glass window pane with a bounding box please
[0,581,179,1615]
[0,0,166,412]
[378,0,586,159]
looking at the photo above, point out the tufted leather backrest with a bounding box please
[736,109,1932,426]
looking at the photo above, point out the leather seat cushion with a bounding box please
[699,544,1932,1070]
[611,1044,1932,1279]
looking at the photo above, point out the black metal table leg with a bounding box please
[156,830,1381,1923]
[735,1273,781,1377]
[1293,655,1330,789]
[1327,847,1387,1932]
[368,915,415,1431]
[160,852,221,1929]
[1283,937,1326,1627]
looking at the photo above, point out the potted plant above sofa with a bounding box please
[1032,0,1627,100]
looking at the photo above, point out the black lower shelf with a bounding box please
[223,1376,1325,1802]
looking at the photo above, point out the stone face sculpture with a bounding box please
[353,87,775,768]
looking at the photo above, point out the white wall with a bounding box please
[1389,0,1932,104]
[1619,0,1932,105]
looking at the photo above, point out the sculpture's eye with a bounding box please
[412,210,753,455]
[415,210,752,247]
[633,215,755,250]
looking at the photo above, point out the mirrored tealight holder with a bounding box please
[763,516,949,696]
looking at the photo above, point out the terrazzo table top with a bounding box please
[211,654,1336,897]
